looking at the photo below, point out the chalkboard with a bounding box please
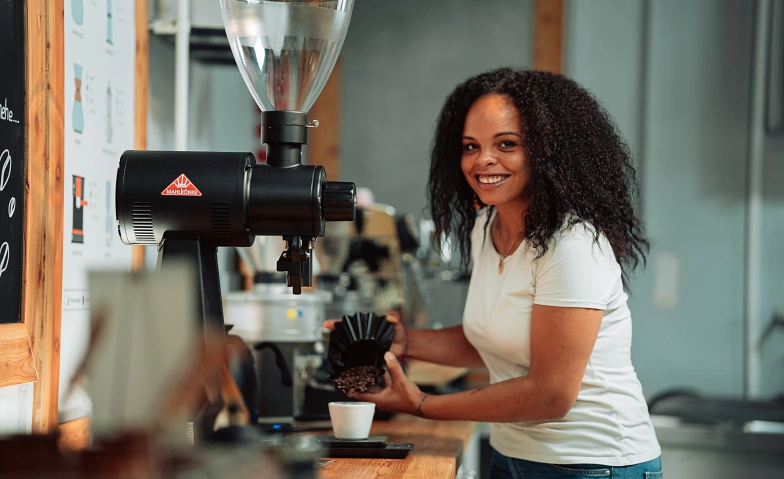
[0,0,26,324]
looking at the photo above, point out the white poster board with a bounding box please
[61,0,136,415]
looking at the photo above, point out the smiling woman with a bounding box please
[430,69,648,286]
[460,94,529,274]
[335,68,661,478]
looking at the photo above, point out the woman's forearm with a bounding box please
[406,325,485,368]
[417,375,571,423]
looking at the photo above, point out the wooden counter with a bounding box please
[318,415,477,479]
[406,360,468,387]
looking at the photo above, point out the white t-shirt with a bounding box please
[462,208,661,466]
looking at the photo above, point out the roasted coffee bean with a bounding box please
[334,365,381,395]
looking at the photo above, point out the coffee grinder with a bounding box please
[115,0,356,332]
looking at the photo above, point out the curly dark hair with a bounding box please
[427,68,648,286]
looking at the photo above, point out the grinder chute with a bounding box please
[115,0,356,330]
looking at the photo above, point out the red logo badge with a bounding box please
[161,174,202,197]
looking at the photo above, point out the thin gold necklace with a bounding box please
[495,220,523,274]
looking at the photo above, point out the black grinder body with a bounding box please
[116,151,255,247]
[116,145,355,330]
[116,151,335,246]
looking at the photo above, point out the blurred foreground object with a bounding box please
[87,265,200,438]
[0,265,316,477]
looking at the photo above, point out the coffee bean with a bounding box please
[334,366,381,395]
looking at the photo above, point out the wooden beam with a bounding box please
[308,57,342,181]
[533,0,565,74]
[31,0,65,433]
[132,0,149,272]
[135,0,148,154]
[22,0,64,433]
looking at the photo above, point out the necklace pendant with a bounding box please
[498,258,504,274]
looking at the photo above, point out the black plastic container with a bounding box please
[326,312,396,381]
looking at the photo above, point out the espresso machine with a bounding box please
[224,242,334,421]
[114,0,356,436]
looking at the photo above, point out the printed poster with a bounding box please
[62,0,135,405]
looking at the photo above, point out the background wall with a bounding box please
[567,0,783,399]
[759,92,784,398]
[340,0,533,218]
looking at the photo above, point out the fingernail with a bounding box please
[384,352,395,362]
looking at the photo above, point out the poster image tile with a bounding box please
[72,0,84,26]
[73,63,85,134]
[72,175,88,244]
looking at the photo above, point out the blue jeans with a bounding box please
[489,449,663,478]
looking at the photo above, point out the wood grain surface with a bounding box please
[406,360,468,387]
[0,323,37,388]
[317,415,477,479]
[20,0,64,433]
[462,369,491,389]
[533,0,565,74]
[56,416,91,453]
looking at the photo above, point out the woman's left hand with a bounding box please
[353,352,424,416]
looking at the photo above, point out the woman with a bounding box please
[328,68,662,478]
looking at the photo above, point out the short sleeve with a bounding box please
[533,223,621,310]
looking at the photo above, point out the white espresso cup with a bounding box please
[328,402,376,440]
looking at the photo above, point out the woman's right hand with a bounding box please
[323,311,408,359]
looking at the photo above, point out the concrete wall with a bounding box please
[565,0,646,167]
[759,106,784,397]
[340,0,533,217]
[567,0,784,399]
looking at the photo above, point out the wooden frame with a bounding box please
[0,2,44,392]
[0,0,66,434]
[0,0,61,419]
